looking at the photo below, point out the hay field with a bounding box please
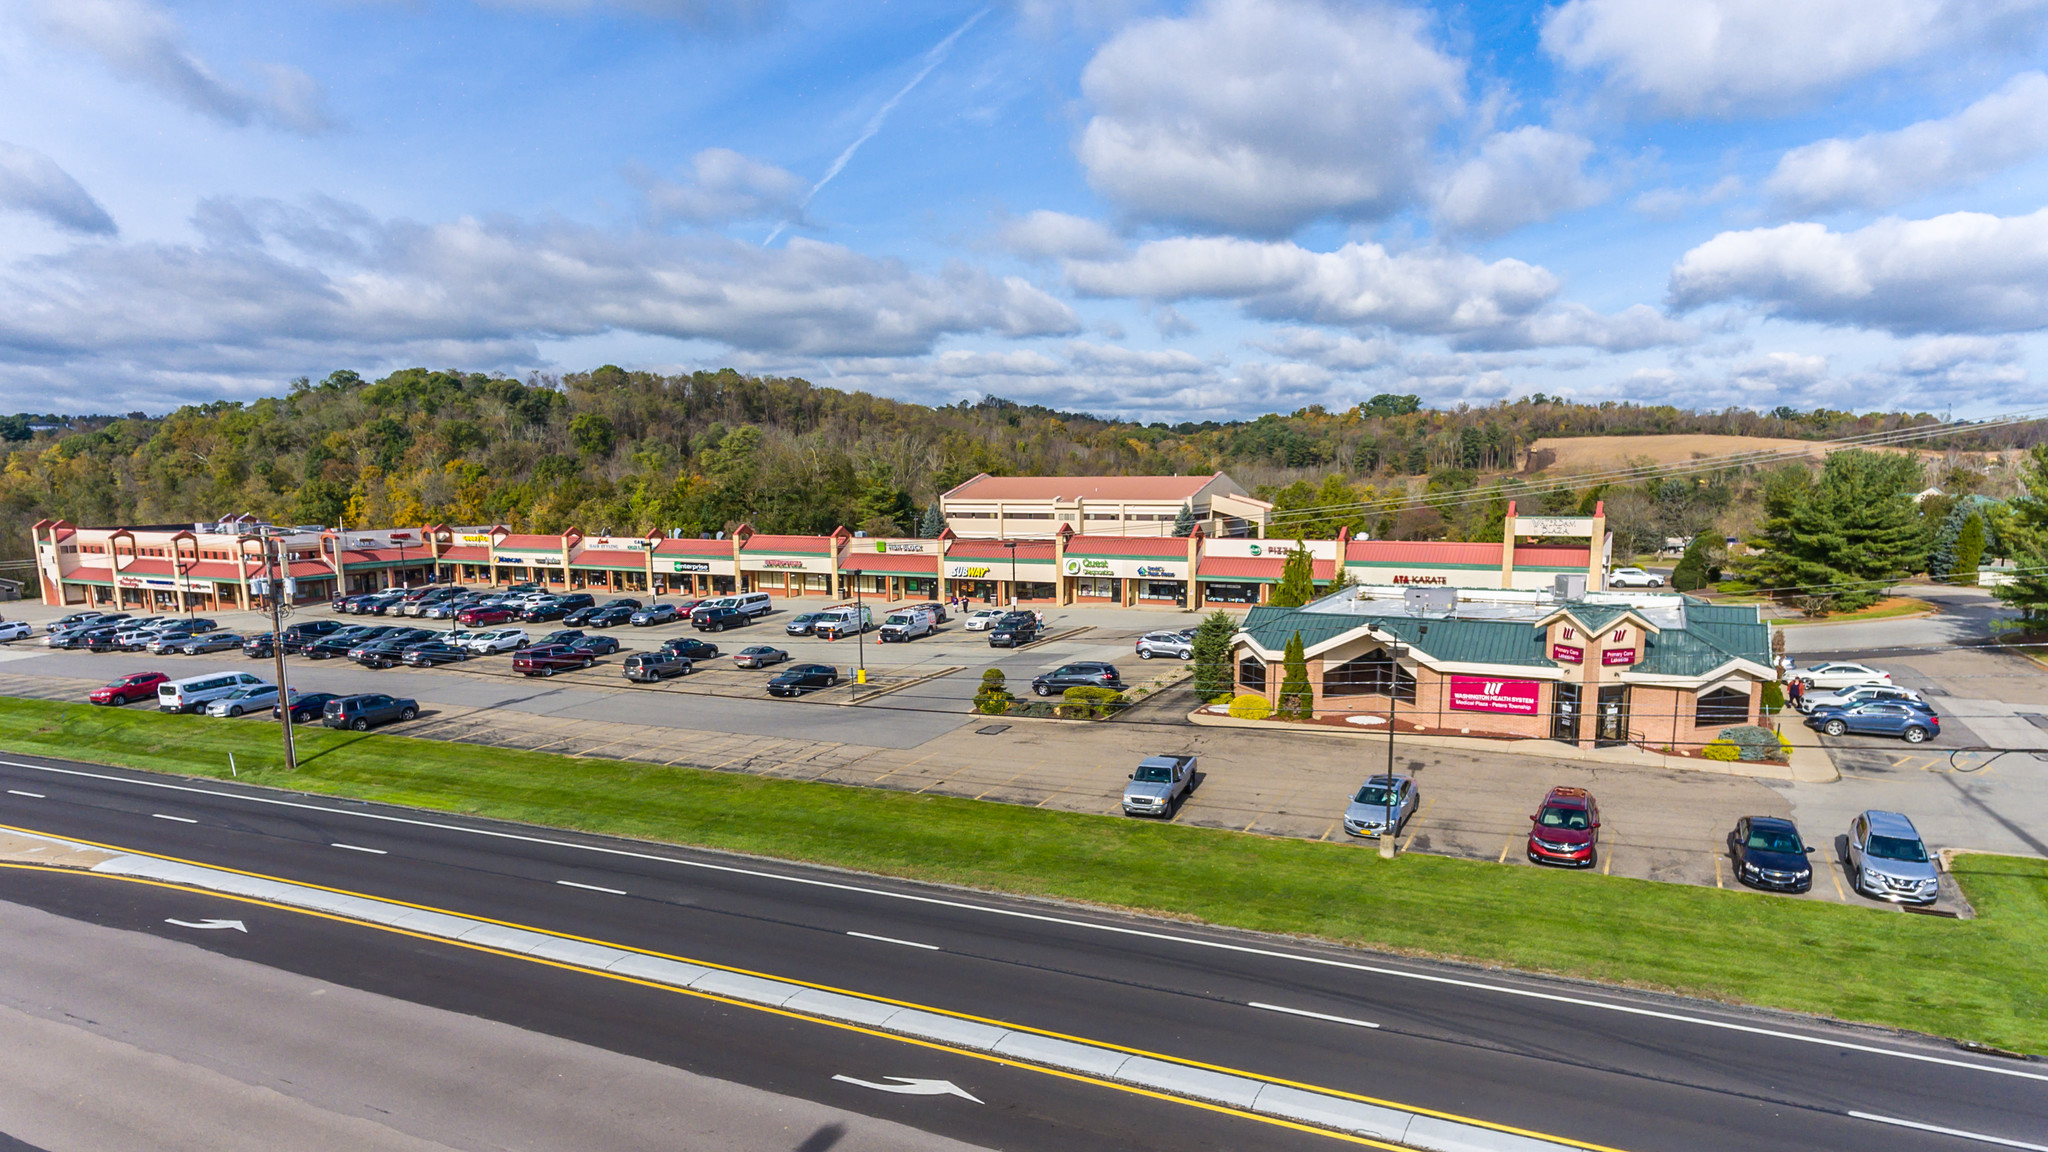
[1524,434,1833,476]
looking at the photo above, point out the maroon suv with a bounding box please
[512,644,594,677]
[1526,785,1601,868]
[457,604,518,626]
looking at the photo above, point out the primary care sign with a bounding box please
[1448,676,1542,715]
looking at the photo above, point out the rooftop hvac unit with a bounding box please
[1555,574,1588,600]
[1403,586,1457,614]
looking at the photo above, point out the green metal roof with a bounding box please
[1238,608,1551,667]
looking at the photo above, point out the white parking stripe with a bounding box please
[557,880,626,895]
[1249,1002,1379,1029]
[6,790,43,798]
[7,755,2044,1084]
[847,931,940,951]
[1849,1111,2048,1150]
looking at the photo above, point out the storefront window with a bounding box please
[1202,582,1259,604]
[1016,581,1056,600]
[1076,577,1118,598]
[1323,650,1416,701]
[1139,580,1185,602]
[804,574,831,591]
[1238,657,1266,692]
[1695,687,1749,726]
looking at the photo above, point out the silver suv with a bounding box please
[1134,629,1195,660]
[1845,810,1939,905]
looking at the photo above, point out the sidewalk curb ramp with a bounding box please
[24,829,1591,1152]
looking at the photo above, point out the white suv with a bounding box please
[1607,567,1664,588]
[1135,630,1195,659]
[466,628,531,654]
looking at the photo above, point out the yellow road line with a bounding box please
[0,822,1633,1152]
[1712,854,1724,889]
[1498,836,1515,864]
[1829,861,1849,902]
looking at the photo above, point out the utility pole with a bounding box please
[266,528,298,770]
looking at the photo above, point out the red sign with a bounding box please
[1603,648,1637,665]
[1448,676,1542,715]
[1552,643,1584,664]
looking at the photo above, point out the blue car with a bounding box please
[1805,700,1939,743]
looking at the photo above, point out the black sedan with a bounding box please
[767,663,839,697]
[535,629,586,648]
[274,692,342,724]
[567,634,621,657]
[659,637,720,661]
[349,638,423,669]
[585,604,638,628]
[306,627,390,659]
[242,632,276,658]
[1727,816,1815,892]
[400,641,474,667]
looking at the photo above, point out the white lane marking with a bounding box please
[1249,1001,1380,1029]
[832,1075,980,1103]
[8,756,2043,1084]
[330,843,387,855]
[848,930,939,951]
[557,880,626,895]
[1849,1111,2048,1150]
[150,813,198,823]
[165,918,246,932]
[6,790,44,798]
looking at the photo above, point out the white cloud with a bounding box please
[1542,0,2045,116]
[1064,235,1690,351]
[0,142,116,235]
[1075,0,1462,234]
[1631,176,1742,219]
[1669,207,2048,333]
[627,148,806,227]
[32,0,337,135]
[1433,126,1606,238]
[1765,71,2048,213]
[1150,304,1196,337]
[1895,334,2020,373]
[0,197,1080,407]
[996,210,1123,260]
[1250,327,1401,369]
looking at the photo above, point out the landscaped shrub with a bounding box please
[973,668,1012,715]
[1060,685,1128,719]
[1703,739,1741,761]
[1229,694,1272,720]
[1777,730,1795,759]
[1718,725,1788,762]
[1009,701,1058,718]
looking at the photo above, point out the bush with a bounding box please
[1703,740,1741,761]
[1760,681,1784,714]
[1777,730,1795,759]
[1229,694,1272,720]
[1060,685,1127,719]
[1718,724,1788,763]
[972,668,1012,715]
[1208,693,1235,707]
[1190,610,1236,700]
[1009,701,1057,718]
[1278,631,1313,719]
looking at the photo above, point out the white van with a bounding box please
[879,606,936,642]
[159,671,268,714]
[812,604,872,640]
[704,591,774,618]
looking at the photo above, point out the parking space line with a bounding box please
[1829,861,1849,902]
[6,790,43,799]
[1601,851,1612,876]
[151,813,197,824]
[1712,854,1724,889]
[1497,836,1514,864]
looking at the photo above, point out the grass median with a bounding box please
[3,696,2043,1054]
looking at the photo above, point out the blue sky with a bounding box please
[3,0,2047,419]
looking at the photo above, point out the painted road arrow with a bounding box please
[832,1075,981,1103]
[165,918,247,932]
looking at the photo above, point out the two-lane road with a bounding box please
[0,749,2040,1152]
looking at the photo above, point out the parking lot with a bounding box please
[0,589,2027,914]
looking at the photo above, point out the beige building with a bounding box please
[939,473,1271,539]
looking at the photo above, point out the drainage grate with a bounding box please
[976,724,1011,735]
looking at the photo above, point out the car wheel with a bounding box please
[351,718,370,732]
[399,707,416,721]
[582,659,593,669]
[1904,726,1928,743]
[827,676,838,686]
[1823,720,1847,736]
[1139,650,1153,659]
[1583,849,1598,869]
[541,667,555,677]
[1035,684,1051,697]
[227,706,243,717]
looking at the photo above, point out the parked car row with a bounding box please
[1784,662,1940,743]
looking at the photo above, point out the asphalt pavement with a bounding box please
[0,750,2040,1152]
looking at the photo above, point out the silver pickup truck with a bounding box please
[1121,754,1196,817]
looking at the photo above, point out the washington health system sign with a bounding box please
[1448,676,1542,715]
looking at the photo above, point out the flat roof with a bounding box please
[943,473,1227,502]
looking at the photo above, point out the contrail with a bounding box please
[765,7,989,245]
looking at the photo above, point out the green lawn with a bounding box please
[4,697,2045,1054]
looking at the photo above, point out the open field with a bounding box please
[3,695,2044,1054]
[1525,434,1828,475]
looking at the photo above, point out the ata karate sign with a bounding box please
[1448,676,1542,715]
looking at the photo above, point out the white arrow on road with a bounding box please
[165,918,246,932]
[832,1075,981,1103]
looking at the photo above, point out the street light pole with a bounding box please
[1382,624,1425,860]
[264,528,298,771]
[847,567,866,684]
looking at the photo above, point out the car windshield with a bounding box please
[1746,828,1804,853]
[1868,834,1929,862]
[1353,785,1395,806]
[1538,805,1590,830]
[1133,765,1175,783]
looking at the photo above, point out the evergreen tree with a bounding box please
[1746,449,1926,612]
[1927,504,1969,582]
[1171,501,1196,537]
[1995,445,2048,621]
[1278,631,1313,719]
[1671,535,1716,592]
[918,503,946,539]
[1190,609,1236,700]
[1952,513,1985,586]
[1271,539,1317,607]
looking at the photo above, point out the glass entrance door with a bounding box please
[1552,682,1580,744]
[1595,685,1631,747]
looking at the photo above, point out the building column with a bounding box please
[1589,501,1609,591]
[1501,500,1517,589]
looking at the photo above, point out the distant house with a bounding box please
[1912,486,1946,504]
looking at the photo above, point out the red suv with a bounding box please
[90,671,169,706]
[512,644,595,677]
[457,604,518,626]
[1527,786,1601,868]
